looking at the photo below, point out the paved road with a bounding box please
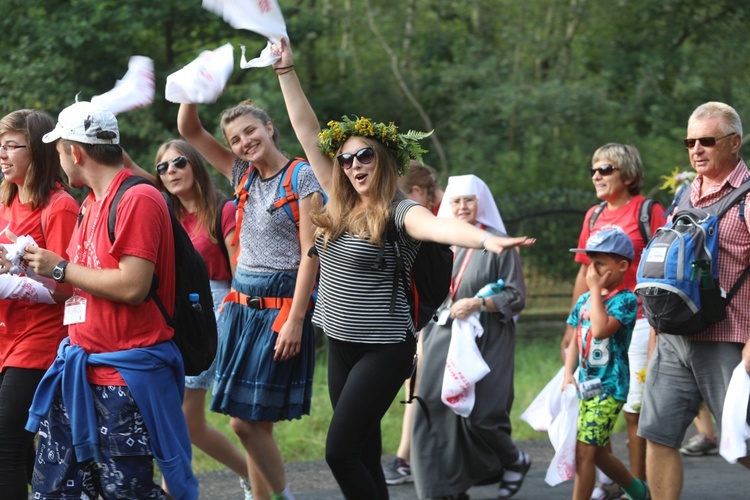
[198,431,750,499]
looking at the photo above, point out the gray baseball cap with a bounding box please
[42,101,119,145]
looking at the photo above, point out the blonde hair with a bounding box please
[592,143,644,195]
[312,138,400,247]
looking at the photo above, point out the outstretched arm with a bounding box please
[177,103,236,182]
[403,204,535,254]
[273,39,333,194]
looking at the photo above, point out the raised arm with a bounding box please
[177,103,236,182]
[403,204,535,254]
[273,39,333,193]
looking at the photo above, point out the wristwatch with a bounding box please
[480,296,487,312]
[51,261,69,284]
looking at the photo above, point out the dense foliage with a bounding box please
[2,0,748,285]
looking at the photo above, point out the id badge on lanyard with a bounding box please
[63,290,87,325]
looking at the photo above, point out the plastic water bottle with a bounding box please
[475,279,505,298]
[189,293,202,312]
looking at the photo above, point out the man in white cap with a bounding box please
[22,101,198,499]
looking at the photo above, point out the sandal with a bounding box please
[497,451,531,499]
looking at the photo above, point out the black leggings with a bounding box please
[0,367,46,500]
[325,335,416,500]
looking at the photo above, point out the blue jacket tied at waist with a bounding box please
[26,337,198,500]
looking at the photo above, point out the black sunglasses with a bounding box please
[590,164,619,177]
[336,147,375,170]
[156,156,188,176]
[683,133,735,149]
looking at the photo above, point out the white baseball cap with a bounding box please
[42,101,119,145]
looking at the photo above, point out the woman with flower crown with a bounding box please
[177,93,325,498]
[272,39,535,499]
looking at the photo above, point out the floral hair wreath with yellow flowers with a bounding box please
[317,115,433,176]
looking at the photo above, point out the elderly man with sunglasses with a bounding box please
[637,101,750,500]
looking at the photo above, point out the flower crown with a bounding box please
[317,115,433,176]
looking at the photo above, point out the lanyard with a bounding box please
[74,183,115,266]
[576,285,623,370]
[448,224,485,301]
[449,248,474,301]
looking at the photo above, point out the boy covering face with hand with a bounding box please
[563,228,650,500]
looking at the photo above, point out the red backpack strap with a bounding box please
[231,167,256,264]
[271,158,305,229]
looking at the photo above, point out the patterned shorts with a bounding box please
[32,385,166,499]
[577,394,624,447]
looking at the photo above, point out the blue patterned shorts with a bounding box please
[32,385,166,499]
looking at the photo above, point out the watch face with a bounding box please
[52,268,63,280]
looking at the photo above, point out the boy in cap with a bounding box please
[22,101,197,499]
[562,228,650,500]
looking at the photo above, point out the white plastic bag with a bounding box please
[520,366,566,432]
[202,0,287,68]
[720,362,750,464]
[441,314,490,418]
[91,56,154,115]
[545,384,579,486]
[165,44,235,104]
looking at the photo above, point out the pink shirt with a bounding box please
[179,200,236,281]
[688,158,750,344]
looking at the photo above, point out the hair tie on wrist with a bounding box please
[275,64,294,72]
[480,233,492,250]
[276,68,295,76]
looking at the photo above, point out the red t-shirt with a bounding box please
[67,170,175,385]
[575,195,667,316]
[0,188,79,370]
[180,200,236,281]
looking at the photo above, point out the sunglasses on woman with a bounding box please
[336,147,375,170]
[683,133,735,149]
[156,156,188,176]
[590,164,619,177]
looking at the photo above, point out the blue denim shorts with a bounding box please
[32,384,166,499]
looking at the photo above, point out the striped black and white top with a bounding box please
[312,199,421,344]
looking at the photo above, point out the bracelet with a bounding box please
[275,65,294,75]
[276,68,295,76]
[480,296,487,312]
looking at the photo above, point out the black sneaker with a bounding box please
[383,457,413,485]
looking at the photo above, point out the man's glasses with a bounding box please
[156,156,188,176]
[683,133,735,149]
[0,144,27,152]
[336,147,374,170]
[590,164,619,177]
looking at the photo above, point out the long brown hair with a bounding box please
[0,109,64,209]
[154,139,223,243]
[399,161,439,211]
[312,137,400,247]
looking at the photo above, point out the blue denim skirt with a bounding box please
[210,269,314,422]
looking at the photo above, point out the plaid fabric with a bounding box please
[688,159,750,343]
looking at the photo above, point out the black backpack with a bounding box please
[375,195,453,332]
[213,193,232,268]
[104,176,218,376]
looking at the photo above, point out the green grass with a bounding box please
[191,334,624,474]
